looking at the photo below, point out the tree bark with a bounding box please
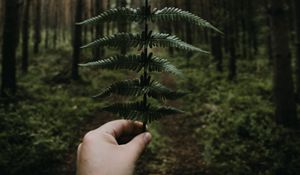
[33,0,41,54]
[270,0,298,128]
[1,0,20,97]
[117,0,127,55]
[185,0,193,66]
[44,0,49,50]
[22,0,31,73]
[228,0,237,81]
[94,0,104,59]
[294,0,300,102]
[72,0,83,80]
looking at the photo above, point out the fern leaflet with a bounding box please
[152,7,222,33]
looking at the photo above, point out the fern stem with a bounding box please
[142,0,149,129]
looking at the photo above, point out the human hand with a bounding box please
[76,120,152,175]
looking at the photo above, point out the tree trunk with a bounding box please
[72,0,83,80]
[294,0,300,102]
[117,0,127,55]
[185,0,193,66]
[228,0,237,81]
[33,0,41,54]
[94,0,104,59]
[53,6,58,49]
[1,0,20,97]
[22,0,31,73]
[44,0,49,50]
[106,0,111,35]
[270,0,298,128]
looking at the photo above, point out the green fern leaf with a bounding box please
[80,33,142,49]
[148,81,187,100]
[150,33,209,53]
[77,7,142,25]
[103,102,184,123]
[79,54,182,75]
[81,32,208,53]
[93,79,140,98]
[79,55,143,71]
[93,79,186,100]
[152,7,222,34]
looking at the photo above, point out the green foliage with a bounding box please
[151,7,222,33]
[81,32,208,53]
[103,102,183,123]
[78,0,217,124]
[79,53,182,75]
[0,52,106,175]
[174,57,300,175]
[77,7,221,34]
[92,79,186,100]
[76,7,142,25]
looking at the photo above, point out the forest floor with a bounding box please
[3,50,300,175]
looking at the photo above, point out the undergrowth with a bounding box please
[1,48,299,175]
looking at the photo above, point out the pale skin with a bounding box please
[77,120,152,175]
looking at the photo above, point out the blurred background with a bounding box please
[0,0,300,174]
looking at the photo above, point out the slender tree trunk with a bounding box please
[33,0,41,54]
[22,0,31,73]
[294,0,300,102]
[240,0,248,59]
[1,0,20,97]
[185,0,192,66]
[228,0,237,81]
[210,0,223,72]
[106,0,111,35]
[72,0,83,80]
[94,0,104,59]
[53,6,58,49]
[270,0,298,128]
[212,34,223,72]
[118,0,127,55]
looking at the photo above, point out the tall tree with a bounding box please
[94,0,104,59]
[44,0,50,49]
[1,0,20,97]
[72,0,83,80]
[117,0,127,55]
[33,0,41,54]
[210,0,223,72]
[294,0,300,102]
[185,0,193,66]
[270,0,298,128]
[228,0,237,81]
[22,0,31,73]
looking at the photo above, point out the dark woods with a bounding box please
[1,0,298,126]
[0,0,299,174]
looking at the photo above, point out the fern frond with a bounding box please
[93,79,186,100]
[150,33,209,53]
[81,33,142,49]
[103,102,184,123]
[81,32,208,53]
[79,54,182,75]
[79,55,143,71]
[152,7,222,34]
[148,81,187,100]
[149,55,182,76]
[77,7,142,25]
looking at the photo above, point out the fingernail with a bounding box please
[143,132,152,144]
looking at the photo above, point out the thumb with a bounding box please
[125,132,152,161]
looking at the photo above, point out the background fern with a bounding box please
[78,0,219,127]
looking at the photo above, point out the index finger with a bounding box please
[95,120,144,138]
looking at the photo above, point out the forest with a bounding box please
[0,0,300,174]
